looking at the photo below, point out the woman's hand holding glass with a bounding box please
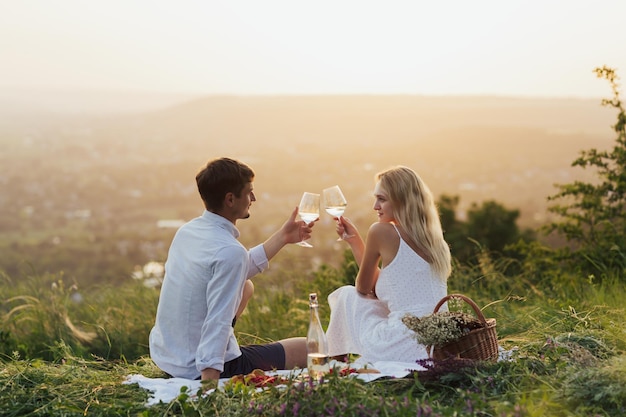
[323,185,354,240]
[335,216,358,243]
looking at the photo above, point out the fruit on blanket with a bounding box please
[356,368,381,374]
[227,369,287,388]
[328,367,357,377]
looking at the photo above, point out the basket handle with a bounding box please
[433,294,488,325]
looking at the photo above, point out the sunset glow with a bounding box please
[1,0,625,98]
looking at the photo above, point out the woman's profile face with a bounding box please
[373,181,395,223]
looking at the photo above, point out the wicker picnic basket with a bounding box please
[429,294,498,362]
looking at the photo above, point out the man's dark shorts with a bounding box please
[220,342,286,379]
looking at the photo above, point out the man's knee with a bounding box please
[235,280,254,322]
[243,280,254,300]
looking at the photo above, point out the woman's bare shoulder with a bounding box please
[368,222,396,234]
[367,222,400,265]
[367,222,398,244]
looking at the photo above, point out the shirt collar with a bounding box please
[202,210,240,239]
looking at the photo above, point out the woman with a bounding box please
[325,166,452,364]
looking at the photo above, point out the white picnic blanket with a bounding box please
[124,360,420,406]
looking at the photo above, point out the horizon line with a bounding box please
[0,87,606,102]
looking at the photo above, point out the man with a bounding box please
[149,157,314,381]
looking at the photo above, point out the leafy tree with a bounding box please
[438,194,533,265]
[544,66,626,279]
[438,194,466,243]
[466,200,522,254]
[438,194,472,263]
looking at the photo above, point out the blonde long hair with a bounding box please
[377,166,452,281]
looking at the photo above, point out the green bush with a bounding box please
[545,66,626,281]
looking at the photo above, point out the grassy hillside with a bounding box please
[1,250,625,416]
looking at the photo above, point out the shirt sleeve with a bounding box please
[195,244,248,373]
[246,244,269,278]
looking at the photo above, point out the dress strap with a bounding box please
[391,223,402,238]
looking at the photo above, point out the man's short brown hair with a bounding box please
[196,158,254,211]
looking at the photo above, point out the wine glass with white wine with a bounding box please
[296,192,320,247]
[322,185,353,241]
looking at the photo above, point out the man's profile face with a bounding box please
[233,182,256,220]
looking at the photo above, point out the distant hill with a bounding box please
[116,95,615,226]
[131,94,613,145]
[1,94,617,231]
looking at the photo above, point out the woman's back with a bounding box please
[326,225,447,363]
[375,227,447,319]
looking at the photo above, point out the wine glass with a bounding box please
[322,185,353,240]
[296,192,320,247]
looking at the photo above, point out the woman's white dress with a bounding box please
[325,225,447,364]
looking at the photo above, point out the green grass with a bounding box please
[1,256,625,416]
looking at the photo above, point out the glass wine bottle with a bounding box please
[306,292,329,380]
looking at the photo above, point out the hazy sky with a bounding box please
[1,0,625,98]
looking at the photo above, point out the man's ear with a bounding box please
[224,192,235,207]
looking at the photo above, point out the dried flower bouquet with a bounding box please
[402,311,483,347]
